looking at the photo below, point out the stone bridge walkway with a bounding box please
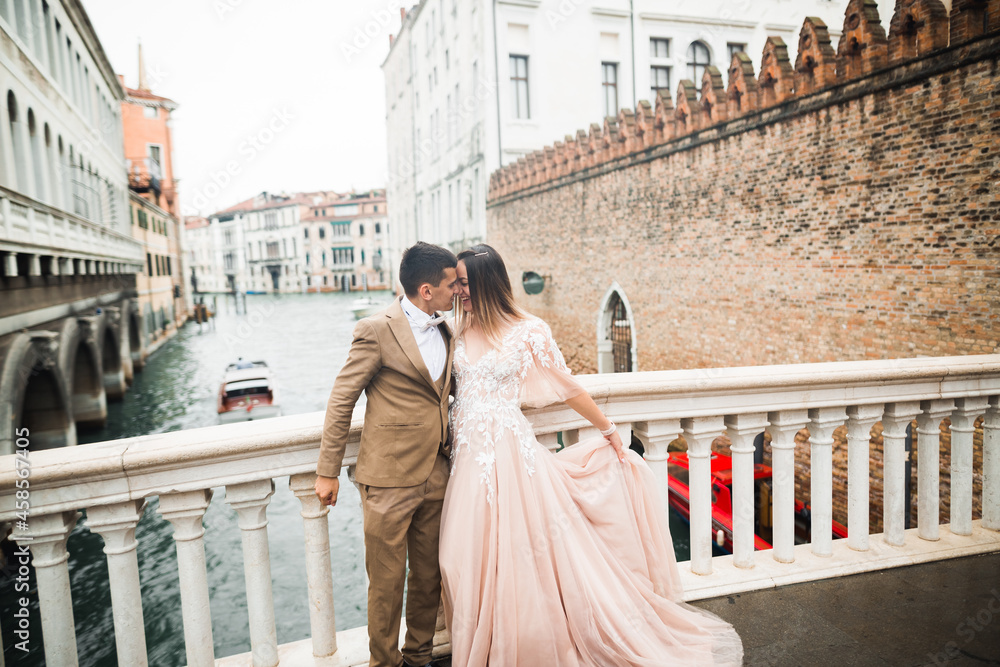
[693,552,1000,666]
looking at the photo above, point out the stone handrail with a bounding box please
[1,354,998,666]
[0,186,144,275]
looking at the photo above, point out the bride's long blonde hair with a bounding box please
[455,244,527,343]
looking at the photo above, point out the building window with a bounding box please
[727,42,747,63]
[266,242,279,259]
[147,144,162,176]
[143,106,157,119]
[375,222,381,233]
[304,228,309,238]
[602,62,618,118]
[650,66,671,100]
[319,227,326,239]
[598,285,636,373]
[510,55,529,119]
[264,211,277,230]
[650,37,669,59]
[687,41,711,84]
[359,224,365,236]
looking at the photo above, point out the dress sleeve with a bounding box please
[519,319,587,408]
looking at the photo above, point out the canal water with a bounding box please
[1,292,689,666]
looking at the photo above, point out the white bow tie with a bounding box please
[420,315,446,331]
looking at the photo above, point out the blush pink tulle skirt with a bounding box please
[440,433,744,667]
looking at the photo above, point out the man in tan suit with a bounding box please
[315,242,459,667]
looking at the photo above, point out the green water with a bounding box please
[0,291,690,666]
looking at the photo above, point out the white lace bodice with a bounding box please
[450,317,576,504]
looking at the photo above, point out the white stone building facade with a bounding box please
[382,0,898,276]
[0,0,142,278]
[186,191,392,295]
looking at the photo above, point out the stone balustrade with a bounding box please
[1,354,998,666]
[0,186,144,278]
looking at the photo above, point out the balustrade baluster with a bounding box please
[157,490,216,667]
[536,432,560,452]
[881,402,922,547]
[616,422,633,453]
[632,420,681,523]
[725,413,768,569]
[681,416,725,575]
[225,479,279,667]
[3,251,16,277]
[86,500,149,667]
[917,400,954,541]
[846,405,883,551]
[950,398,989,536]
[807,407,846,557]
[985,396,1000,531]
[289,473,338,658]
[766,410,808,563]
[22,511,80,667]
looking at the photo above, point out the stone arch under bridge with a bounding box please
[0,300,139,455]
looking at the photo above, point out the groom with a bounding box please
[315,242,459,667]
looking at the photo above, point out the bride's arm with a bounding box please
[564,392,626,462]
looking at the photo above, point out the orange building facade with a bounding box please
[119,50,186,353]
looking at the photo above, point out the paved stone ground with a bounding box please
[693,553,1000,666]
[431,553,998,666]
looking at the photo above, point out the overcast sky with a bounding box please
[85,0,404,218]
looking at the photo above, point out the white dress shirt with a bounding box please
[400,296,447,381]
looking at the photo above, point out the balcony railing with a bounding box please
[1,355,998,666]
[0,186,143,270]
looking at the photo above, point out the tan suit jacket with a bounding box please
[318,296,454,487]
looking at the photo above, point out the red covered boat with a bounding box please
[666,451,848,553]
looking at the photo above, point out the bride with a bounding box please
[439,244,743,667]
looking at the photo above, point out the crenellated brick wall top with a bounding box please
[488,0,999,203]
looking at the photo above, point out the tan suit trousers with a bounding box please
[362,452,450,667]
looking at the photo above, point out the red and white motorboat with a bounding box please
[217,360,281,423]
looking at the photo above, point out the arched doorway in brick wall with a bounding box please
[597,283,636,373]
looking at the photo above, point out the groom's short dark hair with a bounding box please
[399,242,458,297]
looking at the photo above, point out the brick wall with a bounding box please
[488,1,999,528]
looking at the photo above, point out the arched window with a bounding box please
[608,293,632,372]
[597,283,636,373]
[27,110,45,202]
[687,41,711,84]
[8,91,27,192]
[44,123,59,208]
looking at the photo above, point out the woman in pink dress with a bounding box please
[439,244,743,666]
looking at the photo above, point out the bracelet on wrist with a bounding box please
[599,421,617,437]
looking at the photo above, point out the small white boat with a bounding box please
[217,360,281,423]
[351,296,384,320]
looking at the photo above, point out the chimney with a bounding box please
[137,41,149,91]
